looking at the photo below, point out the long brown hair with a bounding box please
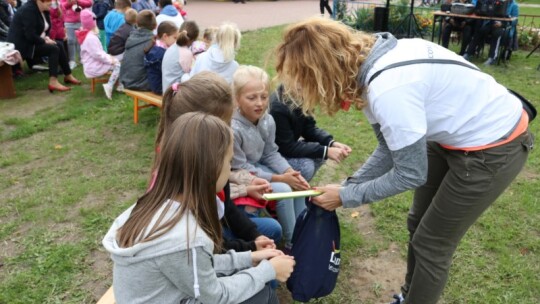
[118,112,232,252]
[275,17,376,115]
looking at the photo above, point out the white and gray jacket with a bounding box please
[186,44,238,83]
[102,200,275,304]
[231,110,291,181]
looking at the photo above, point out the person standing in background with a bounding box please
[61,0,92,69]
[49,0,68,64]
[92,0,110,51]
[132,0,158,14]
[320,0,332,17]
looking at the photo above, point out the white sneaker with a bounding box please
[116,83,125,92]
[103,83,113,100]
[69,61,77,70]
[32,64,49,71]
[483,58,495,66]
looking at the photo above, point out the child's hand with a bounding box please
[254,235,276,250]
[247,184,270,200]
[327,147,347,163]
[251,177,271,187]
[332,141,352,154]
[251,249,284,266]
[269,255,295,282]
[280,170,310,190]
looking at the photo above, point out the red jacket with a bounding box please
[49,6,65,40]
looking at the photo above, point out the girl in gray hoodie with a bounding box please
[103,112,295,304]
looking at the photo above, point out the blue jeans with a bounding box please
[286,157,325,182]
[255,163,306,246]
[239,206,283,244]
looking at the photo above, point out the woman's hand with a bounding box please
[44,37,56,45]
[312,184,343,211]
[251,248,283,266]
[269,255,295,282]
[254,235,276,250]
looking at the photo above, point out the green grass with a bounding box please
[0,25,539,303]
[521,0,540,5]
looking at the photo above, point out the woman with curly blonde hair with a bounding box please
[275,17,533,304]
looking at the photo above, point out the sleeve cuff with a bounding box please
[339,185,363,208]
[256,259,277,282]
[235,251,254,269]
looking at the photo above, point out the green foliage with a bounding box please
[336,0,434,36]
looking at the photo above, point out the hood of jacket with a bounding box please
[160,4,178,17]
[102,200,214,266]
[202,44,236,72]
[75,29,92,45]
[124,28,154,51]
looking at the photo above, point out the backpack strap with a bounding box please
[367,59,480,86]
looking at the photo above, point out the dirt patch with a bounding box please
[519,168,539,180]
[348,244,405,303]
[83,249,113,301]
[0,89,68,119]
[344,207,406,303]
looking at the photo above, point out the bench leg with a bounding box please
[134,97,139,124]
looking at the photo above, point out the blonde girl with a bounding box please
[231,65,310,250]
[103,112,295,304]
[187,22,241,83]
[275,17,532,304]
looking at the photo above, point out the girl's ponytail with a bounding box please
[216,23,241,62]
[177,21,200,47]
[176,30,190,47]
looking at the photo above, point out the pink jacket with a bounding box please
[49,7,66,40]
[60,0,92,23]
[77,30,114,78]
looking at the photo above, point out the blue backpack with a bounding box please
[287,200,341,302]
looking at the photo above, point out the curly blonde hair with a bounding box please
[275,17,376,115]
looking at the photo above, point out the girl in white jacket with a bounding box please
[187,22,240,83]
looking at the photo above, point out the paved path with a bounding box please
[184,0,325,31]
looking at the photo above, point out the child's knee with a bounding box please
[270,182,292,193]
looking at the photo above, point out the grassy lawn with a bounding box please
[521,0,540,5]
[0,25,539,304]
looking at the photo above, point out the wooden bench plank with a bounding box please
[96,287,115,304]
[90,72,112,94]
[123,89,163,124]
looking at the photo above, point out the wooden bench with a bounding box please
[97,287,115,304]
[0,62,16,99]
[90,72,112,94]
[123,89,163,124]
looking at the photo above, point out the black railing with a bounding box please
[334,0,540,48]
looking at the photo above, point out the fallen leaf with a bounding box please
[54,145,62,150]
[351,211,359,218]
